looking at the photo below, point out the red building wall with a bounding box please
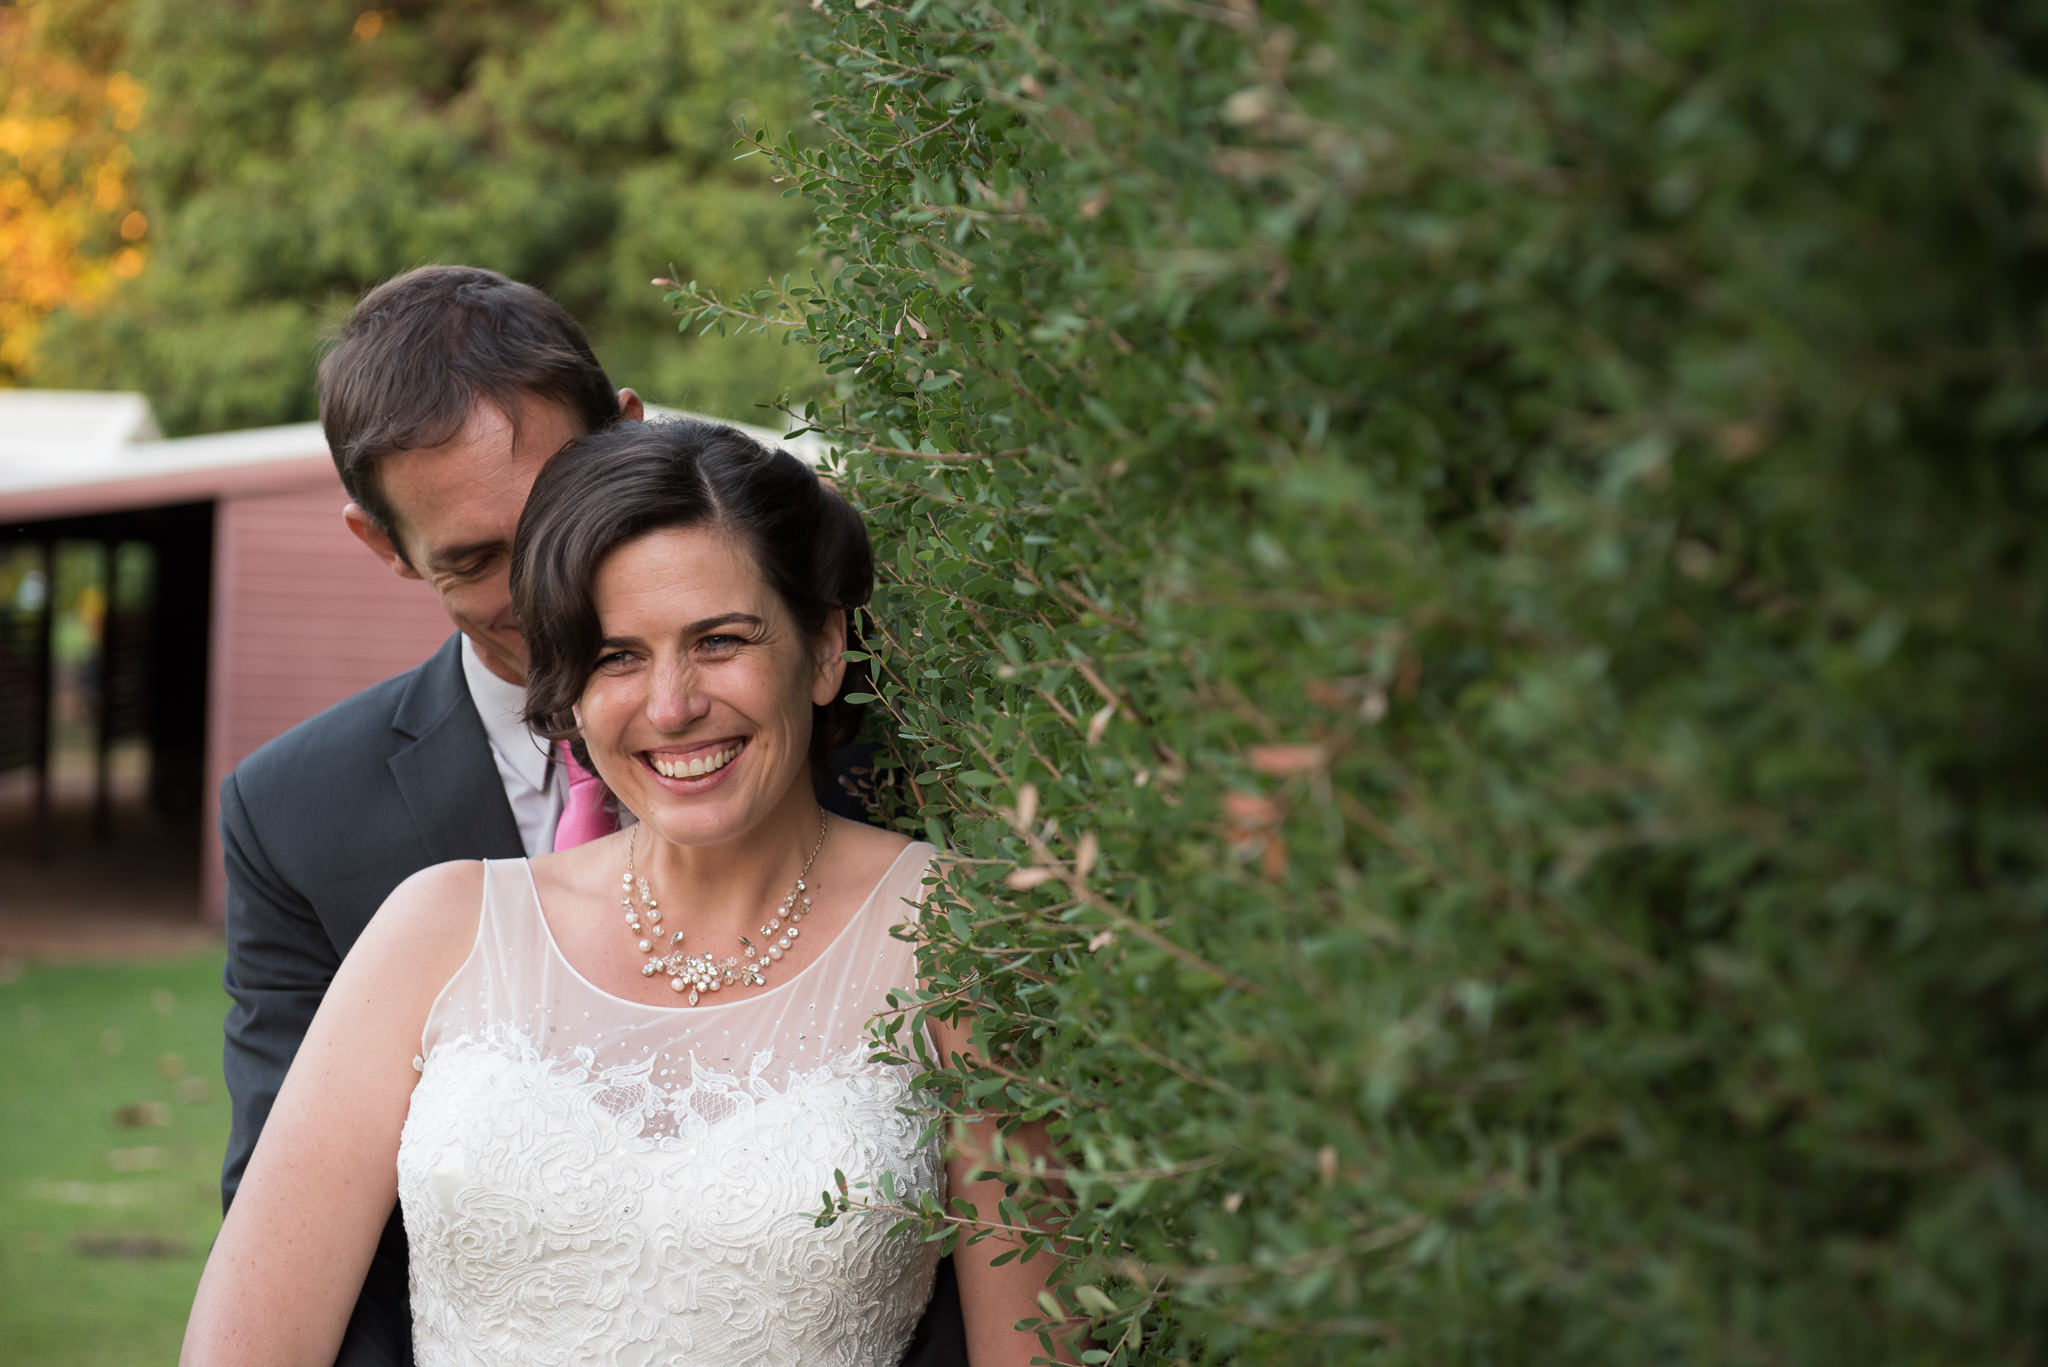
[201,473,455,918]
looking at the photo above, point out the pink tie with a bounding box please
[553,740,617,849]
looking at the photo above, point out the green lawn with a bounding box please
[0,951,231,1366]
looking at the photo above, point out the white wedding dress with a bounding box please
[396,843,944,1367]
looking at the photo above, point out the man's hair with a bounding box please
[317,265,621,543]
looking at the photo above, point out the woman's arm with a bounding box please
[926,1012,1080,1367]
[180,860,485,1367]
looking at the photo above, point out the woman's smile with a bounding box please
[642,738,748,784]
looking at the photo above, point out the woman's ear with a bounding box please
[812,608,849,706]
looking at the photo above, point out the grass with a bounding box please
[0,950,231,1366]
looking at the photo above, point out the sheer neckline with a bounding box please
[516,841,930,1014]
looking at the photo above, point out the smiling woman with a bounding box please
[506,420,879,1007]
[178,418,1071,1367]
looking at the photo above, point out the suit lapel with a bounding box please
[388,635,526,864]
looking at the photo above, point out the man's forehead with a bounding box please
[381,461,526,560]
[381,394,585,555]
[405,397,520,465]
[392,393,587,471]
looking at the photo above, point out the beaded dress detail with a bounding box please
[396,844,942,1367]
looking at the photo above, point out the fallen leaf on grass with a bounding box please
[71,1232,188,1260]
[111,1101,171,1128]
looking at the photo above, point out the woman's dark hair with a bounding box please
[511,418,874,778]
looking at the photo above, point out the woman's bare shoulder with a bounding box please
[379,857,487,925]
[524,827,629,904]
[825,815,920,886]
[839,815,915,855]
[343,858,490,987]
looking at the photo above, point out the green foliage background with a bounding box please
[20,0,819,432]
[684,0,2048,1361]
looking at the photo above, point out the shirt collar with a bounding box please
[459,634,553,793]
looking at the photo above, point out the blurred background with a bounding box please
[1,1,814,1358]
[9,1,2048,1362]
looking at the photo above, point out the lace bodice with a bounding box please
[396,844,943,1367]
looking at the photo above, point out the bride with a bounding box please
[182,419,1065,1366]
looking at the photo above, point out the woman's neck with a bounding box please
[628,782,828,941]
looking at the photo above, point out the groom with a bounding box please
[218,265,964,1366]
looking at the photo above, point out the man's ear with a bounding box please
[616,388,644,422]
[342,503,423,581]
[812,608,850,707]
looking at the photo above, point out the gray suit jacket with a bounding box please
[219,633,964,1366]
[220,634,520,1366]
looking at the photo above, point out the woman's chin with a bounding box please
[625,791,730,843]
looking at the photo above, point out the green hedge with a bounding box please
[683,2,2048,1361]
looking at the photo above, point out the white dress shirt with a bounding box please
[460,635,567,857]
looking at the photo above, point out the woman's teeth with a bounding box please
[650,745,741,780]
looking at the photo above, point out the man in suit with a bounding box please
[219,265,963,1366]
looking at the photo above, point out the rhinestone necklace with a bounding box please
[625,813,827,1005]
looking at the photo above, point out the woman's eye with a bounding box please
[697,634,744,655]
[595,649,636,670]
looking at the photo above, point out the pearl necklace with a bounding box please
[625,814,827,1005]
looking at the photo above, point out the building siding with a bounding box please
[201,476,456,919]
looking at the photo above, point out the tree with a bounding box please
[684,0,2048,1361]
[24,0,818,432]
[0,1,146,379]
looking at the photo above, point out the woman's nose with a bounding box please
[644,659,709,731]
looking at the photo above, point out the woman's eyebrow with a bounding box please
[596,613,765,649]
[682,613,766,636]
